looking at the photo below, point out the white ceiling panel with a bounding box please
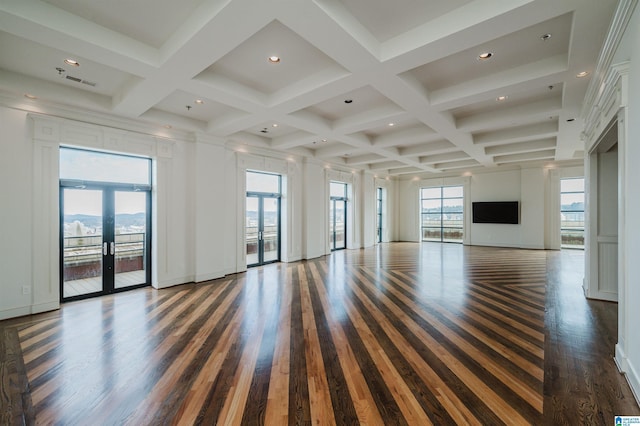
[0,0,618,176]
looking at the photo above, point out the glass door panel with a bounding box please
[329,200,335,249]
[263,197,279,263]
[114,191,148,289]
[335,200,345,249]
[246,196,259,266]
[62,188,104,298]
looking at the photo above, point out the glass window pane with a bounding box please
[60,148,150,185]
[421,199,441,212]
[62,188,103,298]
[421,187,441,199]
[114,191,147,289]
[443,198,463,211]
[246,197,259,265]
[330,181,347,198]
[422,213,441,227]
[561,178,584,193]
[247,171,280,193]
[561,193,585,211]
[560,177,584,250]
[422,227,441,241]
[443,228,464,242]
[443,186,463,198]
[561,229,584,248]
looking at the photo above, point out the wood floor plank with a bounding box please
[297,263,338,426]
[307,261,390,425]
[377,267,545,393]
[263,265,293,426]
[1,243,638,425]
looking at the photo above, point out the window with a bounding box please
[330,182,347,251]
[60,147,151,185]
[560,178,585,249]
[377,187,383,243]
[421,186,463,243]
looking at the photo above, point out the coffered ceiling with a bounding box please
[0,0,617,176]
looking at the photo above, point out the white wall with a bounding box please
[194,139,228,282]
[620,3,640,403]
[469,171,522,247]
[302,160,326,259]
[396,167,579,249]
[0,109,39,319]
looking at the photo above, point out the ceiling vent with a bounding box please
[65,75,97,87]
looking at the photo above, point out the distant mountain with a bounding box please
[64,213,146,227]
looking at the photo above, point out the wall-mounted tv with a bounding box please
[472,201,519,224]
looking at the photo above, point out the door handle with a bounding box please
[103,242,108,256]
[110,242,115,255]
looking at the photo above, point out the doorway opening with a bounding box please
[377,187,384,243]
[59,147,152,301]
[246,171,281,267]
[330,181,347,251]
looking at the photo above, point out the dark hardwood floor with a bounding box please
[1,243,638,425]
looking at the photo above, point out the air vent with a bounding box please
[65,75,97,87]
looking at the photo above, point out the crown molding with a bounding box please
[581,0,637,119]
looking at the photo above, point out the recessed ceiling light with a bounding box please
[344,99,353,104]
[24,93,37,99]
[64,58,79,67]
[540,33,552,41]
[322,139,327,142]
[576,71,589,78]
[496,95,508,101]
[388,123,395,127]
[268,56,280,63]
[477,52,493,60]
[272,123,278,127]
[195,99,204,104]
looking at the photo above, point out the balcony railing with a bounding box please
[63,233,145,280]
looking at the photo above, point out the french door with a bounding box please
[246,195,280,266]
[60,185,151,301]
[329,198,346,251]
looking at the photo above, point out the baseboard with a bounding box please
[154,276,195,289]
[0,306,31,321]
[519,244,545,250]
[626,356,640,407]
[0,301,60,321]
[303,251,325,260]
[31,301,60,315]
[195,270,226,283]
[615,344,640,407]
[616,343,628,372]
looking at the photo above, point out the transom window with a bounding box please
[247,170,281,194]
[421,186,464,243]
[60,147,151,186]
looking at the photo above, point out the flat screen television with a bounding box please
[472,201,519,224]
